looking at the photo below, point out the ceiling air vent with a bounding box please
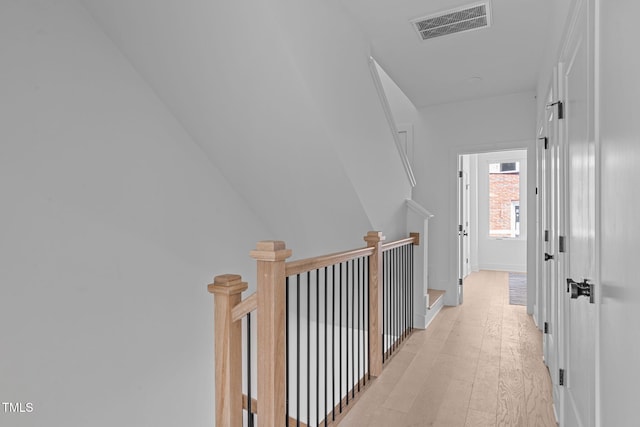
[411,2,492,41]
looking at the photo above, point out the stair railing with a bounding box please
[208,231,419,427]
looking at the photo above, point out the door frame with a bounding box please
[453,140,536,310]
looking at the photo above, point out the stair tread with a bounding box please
[427,289,446,309]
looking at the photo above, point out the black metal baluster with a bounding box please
[396,247,400,347]
[366,256,370,380]
[324,266,328,427]
[391,248,395,353]
[339,262,342,413]
[316,269,320,427]
[286,277,290,425]
[386,249,390,357]
[382,251,386,363]
[396,247,399,347]
[247,312,253,427]
[403,245,407,340]
[297,275,301,427]
[411,244,414,330]
[389,248,398,354]
[403,245,407,339]
[332,264,336,422]
[351,259,355,399]
[406,244,410,336]
[389,250,392,354]
[397,247,400,347]
[306,272,312,427]
[356,257,360,392]
[345,261,349,406]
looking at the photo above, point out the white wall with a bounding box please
[0,1,271,425]
[78,0,412,255]
[598,0,640,423]
[414,93,536,306]
[476,150,528,272]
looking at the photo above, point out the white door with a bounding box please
[561,0,597,425]
[535,124,545,329]
[457,155,464,304]
[542,81,562,416]
[462,156,471,278]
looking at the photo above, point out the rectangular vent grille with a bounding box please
[411,3,491,41]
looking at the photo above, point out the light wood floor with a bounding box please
[338,270,556,427]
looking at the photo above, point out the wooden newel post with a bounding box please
[250,241,292,427]
[208,274,248,427]
[364,231,385,377]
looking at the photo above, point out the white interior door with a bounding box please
[457,155,464,304]
[462,156,471,278]
[561,1,597,425]
[535,125,545,329]
[542,84,561,413]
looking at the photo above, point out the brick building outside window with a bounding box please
[489,161,520,238]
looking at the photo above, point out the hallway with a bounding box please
[339,271,555,426]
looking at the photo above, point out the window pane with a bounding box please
[489,161,520,238]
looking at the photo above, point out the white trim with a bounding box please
[397,123,414,170]
[593,0,602,425]
[406,199,434,218]
[478,263,527,273]
[368,57,417,187]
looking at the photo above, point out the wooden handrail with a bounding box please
[231,292,257,323]
[381,234,419,252]
[285,246,374,276]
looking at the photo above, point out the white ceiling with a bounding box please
[338,0,553,107]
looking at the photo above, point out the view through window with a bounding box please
[489,161,520,238]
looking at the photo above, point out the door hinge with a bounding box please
[547,101,565,120]
[544,322,549,334]
[459,224,463,232]
[559,368,565,386]
[559,236,566,253]
[536,187,538,195]
[459,278,463,286]
[544,230,549,242]
[458,170,463,178]
[538,136,549,149]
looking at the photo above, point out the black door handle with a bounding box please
[566,278,594,303]
[544,253,554,261]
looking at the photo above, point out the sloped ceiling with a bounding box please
[78,0,412,255]
[338,0,554,107]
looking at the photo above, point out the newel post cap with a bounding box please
[249,240,292,261]
[410,232,420,246]
[364,231,386,245]
[207,274,248,295]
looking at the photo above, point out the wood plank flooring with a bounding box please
[337,270,556,427]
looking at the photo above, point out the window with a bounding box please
[489,161,520,238]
